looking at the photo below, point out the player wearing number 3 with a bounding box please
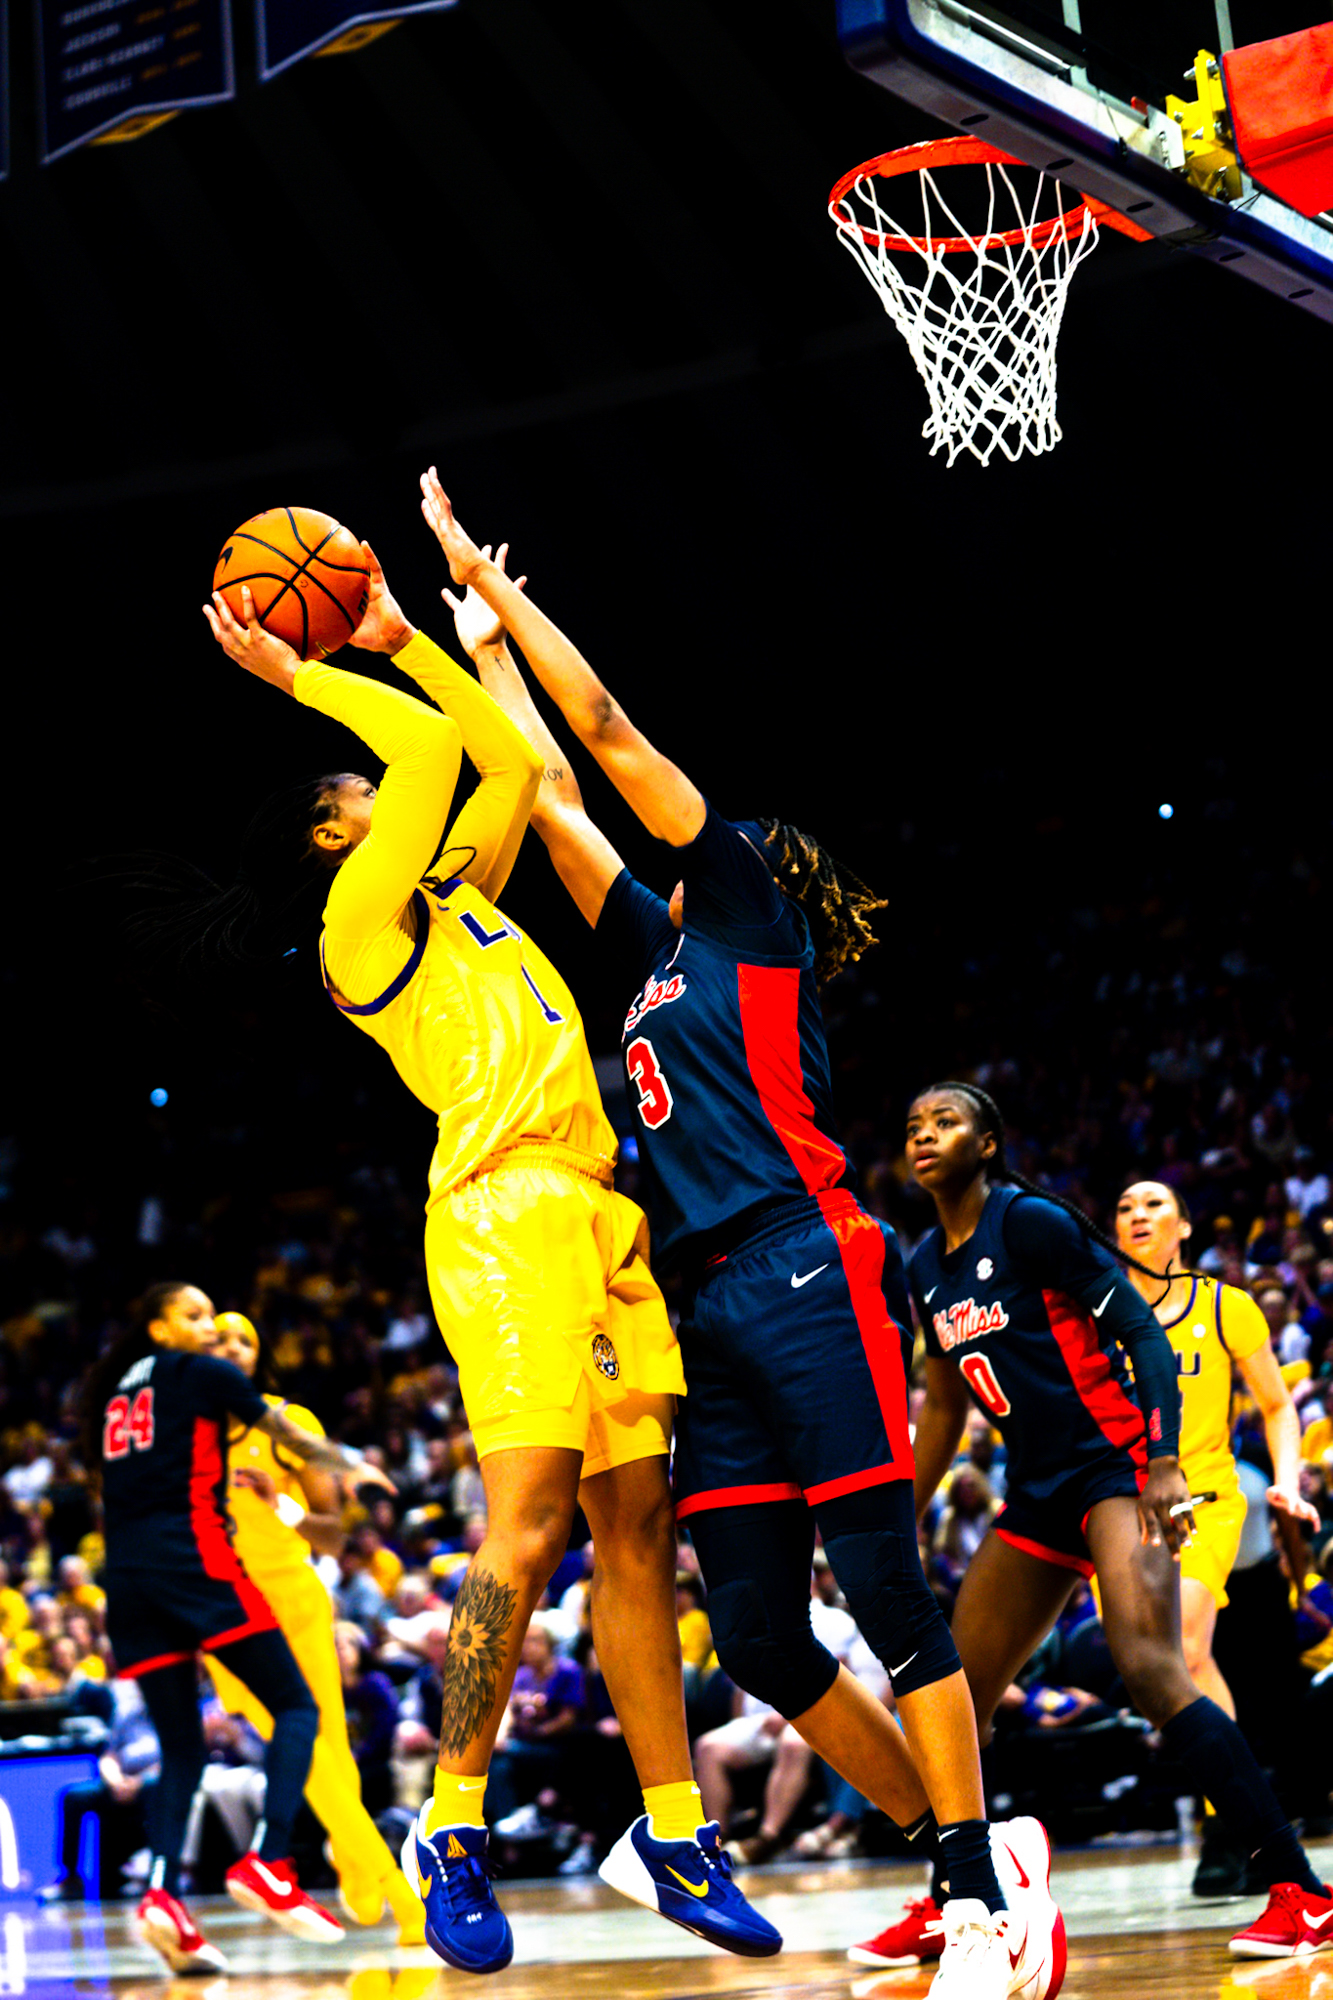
[203,551,777,1973]
[421,473,1069,2000]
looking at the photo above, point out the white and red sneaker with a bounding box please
[1230,1881,1333,1958]
[226,1853,345,1942]
[848,1895,946,1966]
[990,1817,1066,2000]
[928,1901,1013,1997]
[136,1888,228,1974]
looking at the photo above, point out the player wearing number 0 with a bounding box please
[203,1311,426,1945]
[876,1084,1333,1968]
[1114,1182,1321,1899]
[80,1282,396,1974]
[419,472,1064,2000]
[203,552,778,1973]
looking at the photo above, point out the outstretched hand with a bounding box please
[445,543,527,657]
[419,466,486,585]
[348,541,415,655]
[1268,1482,1321,1529]
[203,586,301,693]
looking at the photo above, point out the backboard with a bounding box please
[837,0,1333,321]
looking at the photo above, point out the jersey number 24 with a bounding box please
[103,1389,155,1460]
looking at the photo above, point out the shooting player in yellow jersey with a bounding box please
[203,1311,426,1944]
[203,534,778,1973]
[1115,1182,1320,1896]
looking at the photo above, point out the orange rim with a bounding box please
[829,135,1148,252]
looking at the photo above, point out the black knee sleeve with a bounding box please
[818,1485,960,1699]
[707,1576,841,1719]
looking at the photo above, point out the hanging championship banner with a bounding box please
[37,0,234,165]
[256,0,456,83]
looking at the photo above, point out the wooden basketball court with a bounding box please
[9,1837,1331,1999]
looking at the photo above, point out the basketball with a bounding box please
[212,506,370,660]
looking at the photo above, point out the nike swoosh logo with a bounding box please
[1002,1843,1031,1890]
[1091,1287,1115,1318]
[890,1651,918,1676]
[251,1860,295,1899]
[791,1265,829,1289]
[1303,1907,1333,1929]
[665,1865,711,1899]
[923,1286,938,1302]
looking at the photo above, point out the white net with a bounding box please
[830,154,1101,466]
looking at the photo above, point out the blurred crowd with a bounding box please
[2,842,1333,1887]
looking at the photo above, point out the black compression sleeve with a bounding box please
[1002,1196,1180,1459]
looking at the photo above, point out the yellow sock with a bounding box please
[643,1780,704,1843]
[428,1771,487,1833]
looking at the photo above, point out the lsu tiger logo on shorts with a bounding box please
[591,1334,620,1380]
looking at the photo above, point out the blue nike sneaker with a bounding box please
[400,1809,513,1974]
[598,1816,782,1957]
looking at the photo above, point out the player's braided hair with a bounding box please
[923,1081,1173,1298]
[757,818,888,985]
[105,774,348,976]
[78,1280,190,1465]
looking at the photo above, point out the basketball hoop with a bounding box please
[829,137,1149,466]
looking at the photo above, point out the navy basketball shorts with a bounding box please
[105,1562,279,1678]
[993,1456,1145,1579]
[673,1190,915,1523]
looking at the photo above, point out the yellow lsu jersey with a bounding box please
[323,873,616,1205]
[1160,1277,1269,1499]
[228,1395,325,1590]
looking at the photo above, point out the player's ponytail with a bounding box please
[925,1080,1174,1297]
[78,1281,190,1465]
[101,775,345,979]
[758,819,888,984]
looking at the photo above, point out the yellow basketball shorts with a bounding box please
[1178,1484,1248,1608]
[425,1144,685,1474]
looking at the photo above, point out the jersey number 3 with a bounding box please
[959,1352,1012,1419]
[626,1036,674,1129]
[104,1388,155,1461]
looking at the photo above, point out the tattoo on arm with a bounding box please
[544,764,565,783]
[438,1565,518,1759]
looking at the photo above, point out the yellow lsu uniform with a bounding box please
[1160,1276,1270,1607]
[206,1396,413,1910]
[295,638,683,1467]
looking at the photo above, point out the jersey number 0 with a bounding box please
[103,1389,156,1460]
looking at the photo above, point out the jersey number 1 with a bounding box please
[959,1352,1012,1419]
[103,1388,155,1460]
[626,1036,674,1129]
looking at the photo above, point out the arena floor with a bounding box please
[10,1837,1333,1999]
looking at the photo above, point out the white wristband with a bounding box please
[275,1492,307,1530]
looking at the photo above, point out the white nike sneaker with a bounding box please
[928,1900,1014,1997]
[989,1817,1066,2000]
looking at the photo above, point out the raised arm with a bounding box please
[446,560,626,928]
[255,1406,397,1503]
[420,469,706,848]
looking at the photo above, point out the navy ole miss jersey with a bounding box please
[100,1348,269,1571]
[911,1185,1180,1501]
[595,806,854,1275]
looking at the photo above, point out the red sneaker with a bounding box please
[136,1888,228,1974]
[1230,1882,1333,1958]
[848,1895,946,1966]
[226,1853,345,1942]
[991,1816,1067,2000]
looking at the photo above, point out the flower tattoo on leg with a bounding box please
[438,1564,518,1759]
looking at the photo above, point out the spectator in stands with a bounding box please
[41,1680,162,1903]
[334,1620,399,1818]
[487,1616,585,1840]
[333,1537,387,1638]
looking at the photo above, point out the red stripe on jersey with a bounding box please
[189,1418,278,1633]
[736,964,846,1195]
[994,1525,1095,1578]
[817,1191,915,1476]
[120,1648,194,1678]
[1041,1289,1150,1470]
[804,1464,908,1505]
[675,1480,804,1520]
